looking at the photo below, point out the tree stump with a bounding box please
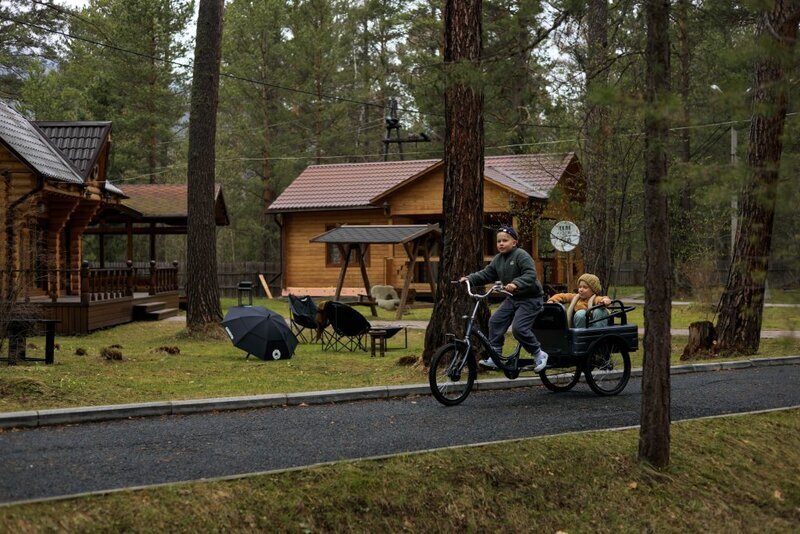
[681,321,716,360]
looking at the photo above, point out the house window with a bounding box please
[325,225,369,267]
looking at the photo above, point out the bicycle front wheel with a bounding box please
[429,342,476,406]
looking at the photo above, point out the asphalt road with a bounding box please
[1,364,799,505]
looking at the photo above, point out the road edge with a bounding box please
[2,355,799,430]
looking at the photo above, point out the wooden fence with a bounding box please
[97,261,281,299]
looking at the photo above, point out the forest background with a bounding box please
[1,0,797,295]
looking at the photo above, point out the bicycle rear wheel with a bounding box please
[584,340,631,396]
[429,343,476,406]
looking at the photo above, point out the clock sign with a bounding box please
[550,221,580,252]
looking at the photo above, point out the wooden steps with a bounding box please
[133,301,179,321]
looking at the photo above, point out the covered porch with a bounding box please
[8,261,180,334]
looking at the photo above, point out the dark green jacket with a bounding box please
[467,247,542,299]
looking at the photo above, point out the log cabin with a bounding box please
[1,101,228,334]
[267,152,586,298]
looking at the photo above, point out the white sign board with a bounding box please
[550,221,580,252]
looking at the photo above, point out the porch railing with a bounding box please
[1,262,180,304]
[80,261,179,303]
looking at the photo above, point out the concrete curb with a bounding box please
[2,355,798,430]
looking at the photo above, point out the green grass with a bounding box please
[624,303,799,332]
[1,410,797,531]
[0,295,797,413]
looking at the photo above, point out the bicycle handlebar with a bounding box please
[452,279,514,298]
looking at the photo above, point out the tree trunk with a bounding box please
[677,0,691,167]
[581,0,612,284]
[638,0,672,469]
[186,0,224,332]
[422,0,484,365]
[715,0,800,355]
[260,68,273,264]
[671,0,693,295]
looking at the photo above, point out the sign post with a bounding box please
[550,221,581,288]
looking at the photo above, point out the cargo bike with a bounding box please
[429,280,639,406]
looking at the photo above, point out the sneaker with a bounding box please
[533,349,549,372]
[479,358,499,370]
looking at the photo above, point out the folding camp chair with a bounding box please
[321,301,405,353]
[288,294,322,343]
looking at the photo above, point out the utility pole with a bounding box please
[382,98,431,161]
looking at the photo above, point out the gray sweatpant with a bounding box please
[488,296,544,355]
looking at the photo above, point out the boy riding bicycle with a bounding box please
[460,225,548,372]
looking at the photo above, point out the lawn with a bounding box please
[0,295,797,413]
[1,409,797,531]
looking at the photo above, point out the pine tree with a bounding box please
[715,0,800,354]
[639,0,672,469]
[186,0,224,332]
[422,0,485,365]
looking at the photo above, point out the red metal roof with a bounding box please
[267,153,578,212]
[267,158,439,212]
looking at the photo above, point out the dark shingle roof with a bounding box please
[0,101,83,184]
[310,224,440,244]
[34,121,111,179]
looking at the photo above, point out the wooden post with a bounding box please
[334,244,351,300]
[126,222,133,262]
[172,260,179,291]
[80,260,90,304]
[99,232,105,268]
[149,260,157,295]
[126,260,134,296]
[396,241,419,319]
[149,223,156,263]
[357,243,377,317]
[258,273,273,299]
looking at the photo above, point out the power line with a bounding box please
[3,12,573,131]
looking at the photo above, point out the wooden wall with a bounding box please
[1,144,38,295]
[382,167,520,216]
[283,209,396,292]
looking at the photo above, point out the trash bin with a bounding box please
[237,281,254,306]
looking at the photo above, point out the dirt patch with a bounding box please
[396,355,419,366]
[101,347,124,361]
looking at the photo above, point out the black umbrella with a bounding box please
[222,306,298,361]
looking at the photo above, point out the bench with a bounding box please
[0,318,59,365]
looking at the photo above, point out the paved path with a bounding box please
[1,364,798,505]
[369,320,799,338]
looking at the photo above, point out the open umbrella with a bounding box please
[222,306,298,361]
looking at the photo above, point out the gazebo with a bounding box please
[310,224,440,318]
[84,183,229,264]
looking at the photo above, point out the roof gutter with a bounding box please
[5,170,45,301]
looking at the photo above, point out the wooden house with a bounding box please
[1,101,228,334]
[267,152,585,297]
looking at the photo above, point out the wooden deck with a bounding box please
[26,291,180,335]
[5,262,181,335]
